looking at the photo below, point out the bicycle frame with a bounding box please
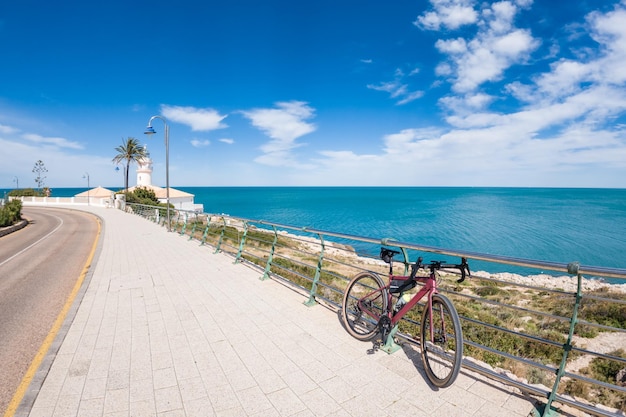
[355,272,439,342]
[389,275,435,325]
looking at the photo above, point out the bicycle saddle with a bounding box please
[380,248,400,264]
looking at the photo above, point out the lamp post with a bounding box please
[144,115,170,231]
[83,172,90,205]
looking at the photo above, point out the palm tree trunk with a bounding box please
[125,162,130,191]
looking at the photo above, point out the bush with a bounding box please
[7,188,40,197]
[125,187,160,205]
[569,349,626,412]
[0,199,23,227]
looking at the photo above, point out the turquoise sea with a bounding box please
[5,187,626,276]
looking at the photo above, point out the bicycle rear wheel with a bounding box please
[420,293,463,388]
[341,272,388,341]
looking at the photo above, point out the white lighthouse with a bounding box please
[136,145,153,187]
[130,145,203,212]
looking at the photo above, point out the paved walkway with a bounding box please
[17,207,538,417]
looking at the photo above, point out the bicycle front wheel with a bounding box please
[420,293,463,388]
[341,272,388,341]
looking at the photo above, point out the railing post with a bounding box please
[200,217,212,246]
[379,238,409,353]
[214,217,227,254]
[234,221,249,264]
[261,226,278,281]
[539,262,582,417]
[304,233,324,307]
[188,214,198,240]
[381,237,411,275]
[179,212,188,235]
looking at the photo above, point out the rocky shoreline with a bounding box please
[281,230,626,295]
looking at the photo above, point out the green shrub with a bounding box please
[7,188,40,197]
[125,187,160,205]
[0,199,23,227]
[569,349,626,412]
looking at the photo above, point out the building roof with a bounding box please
[127,185,194,199]
[74,186,115,198]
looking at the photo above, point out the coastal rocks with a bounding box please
[617,368,626,387]
[473,270,626,294]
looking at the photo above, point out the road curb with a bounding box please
[0,219,29,238]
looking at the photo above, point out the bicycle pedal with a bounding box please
[367,342,381,355]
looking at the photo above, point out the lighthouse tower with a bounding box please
[136,145,153,187]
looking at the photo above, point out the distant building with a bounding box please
[128,146,203,212]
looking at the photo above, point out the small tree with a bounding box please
[32,160,48,192]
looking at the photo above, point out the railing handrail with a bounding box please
[204,212,626,281]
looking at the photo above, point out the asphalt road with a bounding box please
[0,207,99,416]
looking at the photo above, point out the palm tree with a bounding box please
[112,137,147,192]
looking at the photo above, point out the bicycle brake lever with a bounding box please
[456,257,471,283]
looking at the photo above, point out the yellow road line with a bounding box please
[3,215,102,417]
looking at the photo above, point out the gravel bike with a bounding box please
[341,247,470,388]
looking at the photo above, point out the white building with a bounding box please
[128,147,203,212]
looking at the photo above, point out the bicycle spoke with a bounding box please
[341,272,387,341]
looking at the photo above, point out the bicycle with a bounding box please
[341,247,470,388]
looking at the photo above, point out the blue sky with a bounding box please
[1,0,626,189]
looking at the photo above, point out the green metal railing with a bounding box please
[127,203,626,417]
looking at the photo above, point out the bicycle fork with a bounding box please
[426,292,447,345]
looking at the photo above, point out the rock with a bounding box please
[617,368,626,387]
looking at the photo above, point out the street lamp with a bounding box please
[83,172,90,206]
[144,115,170,231]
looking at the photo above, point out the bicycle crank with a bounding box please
[378,316,392,342]
[378,316,402,354]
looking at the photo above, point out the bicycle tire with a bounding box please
[341,272,388,341]
[420,293,463,388]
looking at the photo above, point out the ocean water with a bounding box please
[5,186,626,276]
[179,187,626,275]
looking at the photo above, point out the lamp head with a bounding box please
[144,126,156,135]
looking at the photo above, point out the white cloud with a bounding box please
[241,101,317,168]
[160,105,228,131]
[0,137,120,189]
[415,0,478,30]
[22,133,83,150]
[0,123,20,135]
[191,139,210,148]
[219,138,234,144]
[367,68,424,105]
[424,0,539,94]
[587,4,626,84]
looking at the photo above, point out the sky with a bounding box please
[1,0,626,189]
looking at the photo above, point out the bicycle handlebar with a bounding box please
[415,257,471,283]
[381,247,471,283]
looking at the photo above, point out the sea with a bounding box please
[4,186,626,279]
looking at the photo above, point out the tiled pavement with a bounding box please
[17,206,538,417]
